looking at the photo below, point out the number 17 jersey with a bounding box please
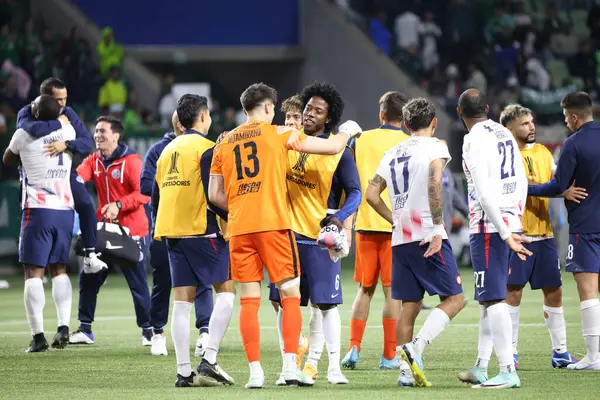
[462,119,527,236]
[376,136,451,246]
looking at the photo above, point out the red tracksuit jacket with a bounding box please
[77,144,150,237]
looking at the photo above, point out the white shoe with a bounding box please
[567,355,600,370]
[245,375,264,389]
[327,369,348,384]
[69,329,94,344]
[83,253,108,274]
[397,360,415,387]
[151,334,168,355]
[282,368,314,386]
[195,332,209,357]
[276,373,287,386]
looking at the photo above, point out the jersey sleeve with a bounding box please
[278,126,307,151]
[430,140,452,167]
[210,143,223,175]
[375,152,392,183]
[8,129,27,154]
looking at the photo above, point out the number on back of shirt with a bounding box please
[389,156,411,195]
[498,140,515,179]
[474,271,485,288]
[233,141,260,180]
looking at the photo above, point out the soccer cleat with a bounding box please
[142,329,153,346]
[513,354,519,370]
[282,368,315,386]
[397,360,415,387]
[245,375,264,389]
[276,373,287,386]
[297,334,309,368]
[69,329,94,344]
[380,354,401,370]
[25,333,49,353]
[83,253,108,274]
[151,334,168,356]
[302,363,319,379]
[458,367,488,384]
[472,372,520,389]
[197,358,234,385]
[398,343,431,387]
[551,351,577,368]
[51,325,69,349]
[175,372,203,387]
[195,332,209,357]
[327,369,348,384]
[341,345,359,369]
[566,355,600,370]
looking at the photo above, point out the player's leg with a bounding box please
[379,235,402,369]
[193,284,213,357]
[149,239,171,356]
[71,265,108,344]
[268,283,285,364]
[23,265,49,352]
[304,302,324,377]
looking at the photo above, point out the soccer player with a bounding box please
[71,116,152,345]
[208,83,362,389]
[140,110,214,356]
[500,104,580,369]
[16,78,107,274]
[456,89,531,389]
[3,95,76,352]
[528,91,600,371]
[342,91,409,370]
[153,94,235,387]
[366,97,464,387]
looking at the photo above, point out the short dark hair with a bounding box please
[280,94,302,113]
[379,91,408,122]
[402,98,436,131]
[561,91,593,117]
[300,81,345,133]
[177,94,209,129]
[40,77,66,96]
[36,95,61,121]
[240,83,278,112]
[96,115,124,135]
[458,89,488,118]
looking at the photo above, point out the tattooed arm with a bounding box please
[366,173,393,225]
[428,158,445,226]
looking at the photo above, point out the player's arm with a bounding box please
[76,155,94,182]
[286,121,362,155]
[61,107,93,154]
[528,138,578,197]
[331,148,362,224]
[115,156,150,211]
[208,145,229,212]
[366,174,393,225]
[150,179,160,218]
[3,129,26,166]
[140,145,159,197]
[17,104,63,138]
[201,148,228,221]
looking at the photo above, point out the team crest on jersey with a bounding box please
[508,267,512,276]
[111,169,121,180]
[456,275,462,285]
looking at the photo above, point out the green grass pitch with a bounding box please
[0,265,597,400]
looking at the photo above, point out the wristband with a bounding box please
[116,200,122,210]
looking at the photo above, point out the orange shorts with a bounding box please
[355,232,392,287]
[229,230,300,283]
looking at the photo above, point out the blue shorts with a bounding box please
[19,208,74,267]
[166,236,229,288]
[566,233,600,274]
[508,238,562,289]
[470,233,510,302]
[391,240,463,301]
[269,243,342,305]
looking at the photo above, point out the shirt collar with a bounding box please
[380,124,403,130]
[183,129,207,137]
[578,121,596,131]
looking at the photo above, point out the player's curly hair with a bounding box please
[300,81,345,133]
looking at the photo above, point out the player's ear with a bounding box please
[456,107,461,119]
[379,111,385,124]
[485,104,490,114]
[431,117,438,130]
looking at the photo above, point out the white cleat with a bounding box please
[397,360,415,387]
[69,330,94,344]
[195,332,209,357]
[567,355,600,370]
[327,369,348,384]
[142,335,152,346]
[276,373,287,386]
[245,375,265,389]
[151,334,168,356]
[282,368,314,386]
[83,253,108,274]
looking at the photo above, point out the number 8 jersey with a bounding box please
[462,119,527,237]
[376,136,451,246]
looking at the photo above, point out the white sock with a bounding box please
[249,361,264,378]
[277,307,285,360]
[412,307,450,356]
[321,307,341,371]
[204,292,234,364]
[24,278,45,335]
[283,352,297,372]
[580,299,600,361]
[487,302,515,373]
[307,306,324,366]
[508,305,520,355]
[543,305,567,354]
[51,274,72,328]
[171,301,193,377]
[475,305,493,370]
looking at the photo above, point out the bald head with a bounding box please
[172,111,183,136]
[457,89,489,119]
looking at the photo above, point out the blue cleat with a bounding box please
[551,351,578,369]
[380,354,401,370]
[472,372,520,389]
[341,345,359,369]
[513,354,519,370]
[458,367,488,384]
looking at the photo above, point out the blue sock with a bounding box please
[80,322,92,333]
[199,326,209,335]
[153,327,164,335]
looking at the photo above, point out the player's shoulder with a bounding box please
[60,124,76,138]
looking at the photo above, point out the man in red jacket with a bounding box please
[69,116,153,345]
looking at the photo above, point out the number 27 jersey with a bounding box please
[462,120,527,235]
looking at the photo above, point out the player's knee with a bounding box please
[48,264,67,278]
[23,265,44,280]
[214,279,235,294]
[506,285,524,306]
[542,286,562,307]
[480,299,502,308]
[277,276,300,299]
[359,285,376,296]
[316,304,336,311]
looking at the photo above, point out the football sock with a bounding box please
[307,306,324,366]
[277,307,285,358]
[204,292,234,364]
[24,278,45,335]
[171,301,193,377]
[349,318,367,352]
[322,307,341,371]
[487,302,515,373]
[508,305,520,354]
[79,322,92,333]
[249,361,264,378]
[580,299,600,361]
[543,305,567,354]
[51,274,72,328]
[281,297,302,356]
[382,317,397,360]
[240,297,261,363]
[476,305,492,369]
[412,307,450,356]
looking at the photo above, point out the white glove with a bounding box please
[419,224,446,245]
[338,120,362,139]
[317,225,350,262]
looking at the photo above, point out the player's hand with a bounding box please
[44,141,68,156]
[101,202,120,220]
[420,235,443,258]
[338,120,362,139]
[58,114,70,125]
[505,234,532,261]
[563,180,587,203]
